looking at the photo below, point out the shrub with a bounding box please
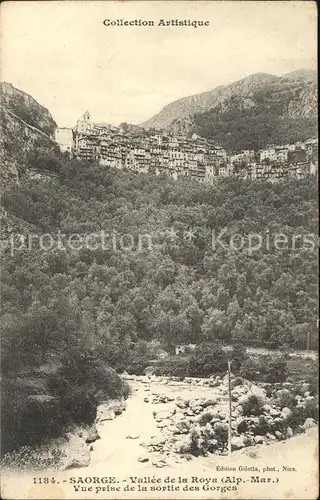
[188,343,227,377]
[241,394,265,417]
[189,426,204,456]
[153,357,189,377]
[212,421,228,444]
[305,375,319,396]
[60,385,97,425]
[239,357,261,380]
[0,352,131,456]
[274,389,296,409]
[1,381,69,456]
[263,355,288,383]
[0,444,67,472]
[303,398,319,421]
[197,410,216,426]
[126,357,150,375]
[239,354,288,383]
[231,344,248,372]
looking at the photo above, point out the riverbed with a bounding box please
[1,377,318,499]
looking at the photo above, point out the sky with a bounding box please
[1,1,317,127]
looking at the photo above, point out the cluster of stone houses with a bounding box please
[54,112,318,183]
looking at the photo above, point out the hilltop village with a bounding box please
[55,112,318,183]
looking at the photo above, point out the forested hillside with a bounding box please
[0,84,318,458]
[193,104,316,152]
[1,155,318,368]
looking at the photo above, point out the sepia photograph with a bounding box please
[0,1,318,499]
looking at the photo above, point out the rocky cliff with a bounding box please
[0,82,58,192]
[1,82,57,136]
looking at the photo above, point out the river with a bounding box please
[1,377,318,499]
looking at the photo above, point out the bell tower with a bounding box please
[76,111,92,133]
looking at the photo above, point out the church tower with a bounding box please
[76,111,92,133]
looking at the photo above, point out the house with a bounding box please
[55,127,74,154]
[175,344,197,355]
[260,147,277,162]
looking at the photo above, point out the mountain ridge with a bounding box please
[140,69,317,133]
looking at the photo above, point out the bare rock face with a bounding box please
[1,82,57,136]
[63,433,91,469]
[0,83,59,193]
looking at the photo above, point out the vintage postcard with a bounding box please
[0,1,318,499]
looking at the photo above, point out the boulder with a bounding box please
[286,427,293,438]
[262,404,272,413]
[185,409,195,417]
[189,399,201,410]
[269,408,281,417]
[176,397,189,409]
[150,436,166,446]
[113,403,126,415]
[218,411,227,420]
[281,407,293,421]
[157,421,169,429]
[138,456,149,463]
[208,380,220,387]
[235,404,243,415]
[302,418,316,430]
[202,398,217,408]
[220,388,228,395]
[275,431,284,440]
[231,435,246,450]
[213,421,228,431]
[266,433,277,440]
[96,403,118,423]
[167,424,178,434]
[126,433,140,439]
[250,385,267,400]
[299,383,310,394]
[231,386,247,401]
[84,424,100,444]
[63,433,91,469]
[152,459,168,468]
[155,409,175,420]
[254,435,265,444]
[192,406,203,414]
